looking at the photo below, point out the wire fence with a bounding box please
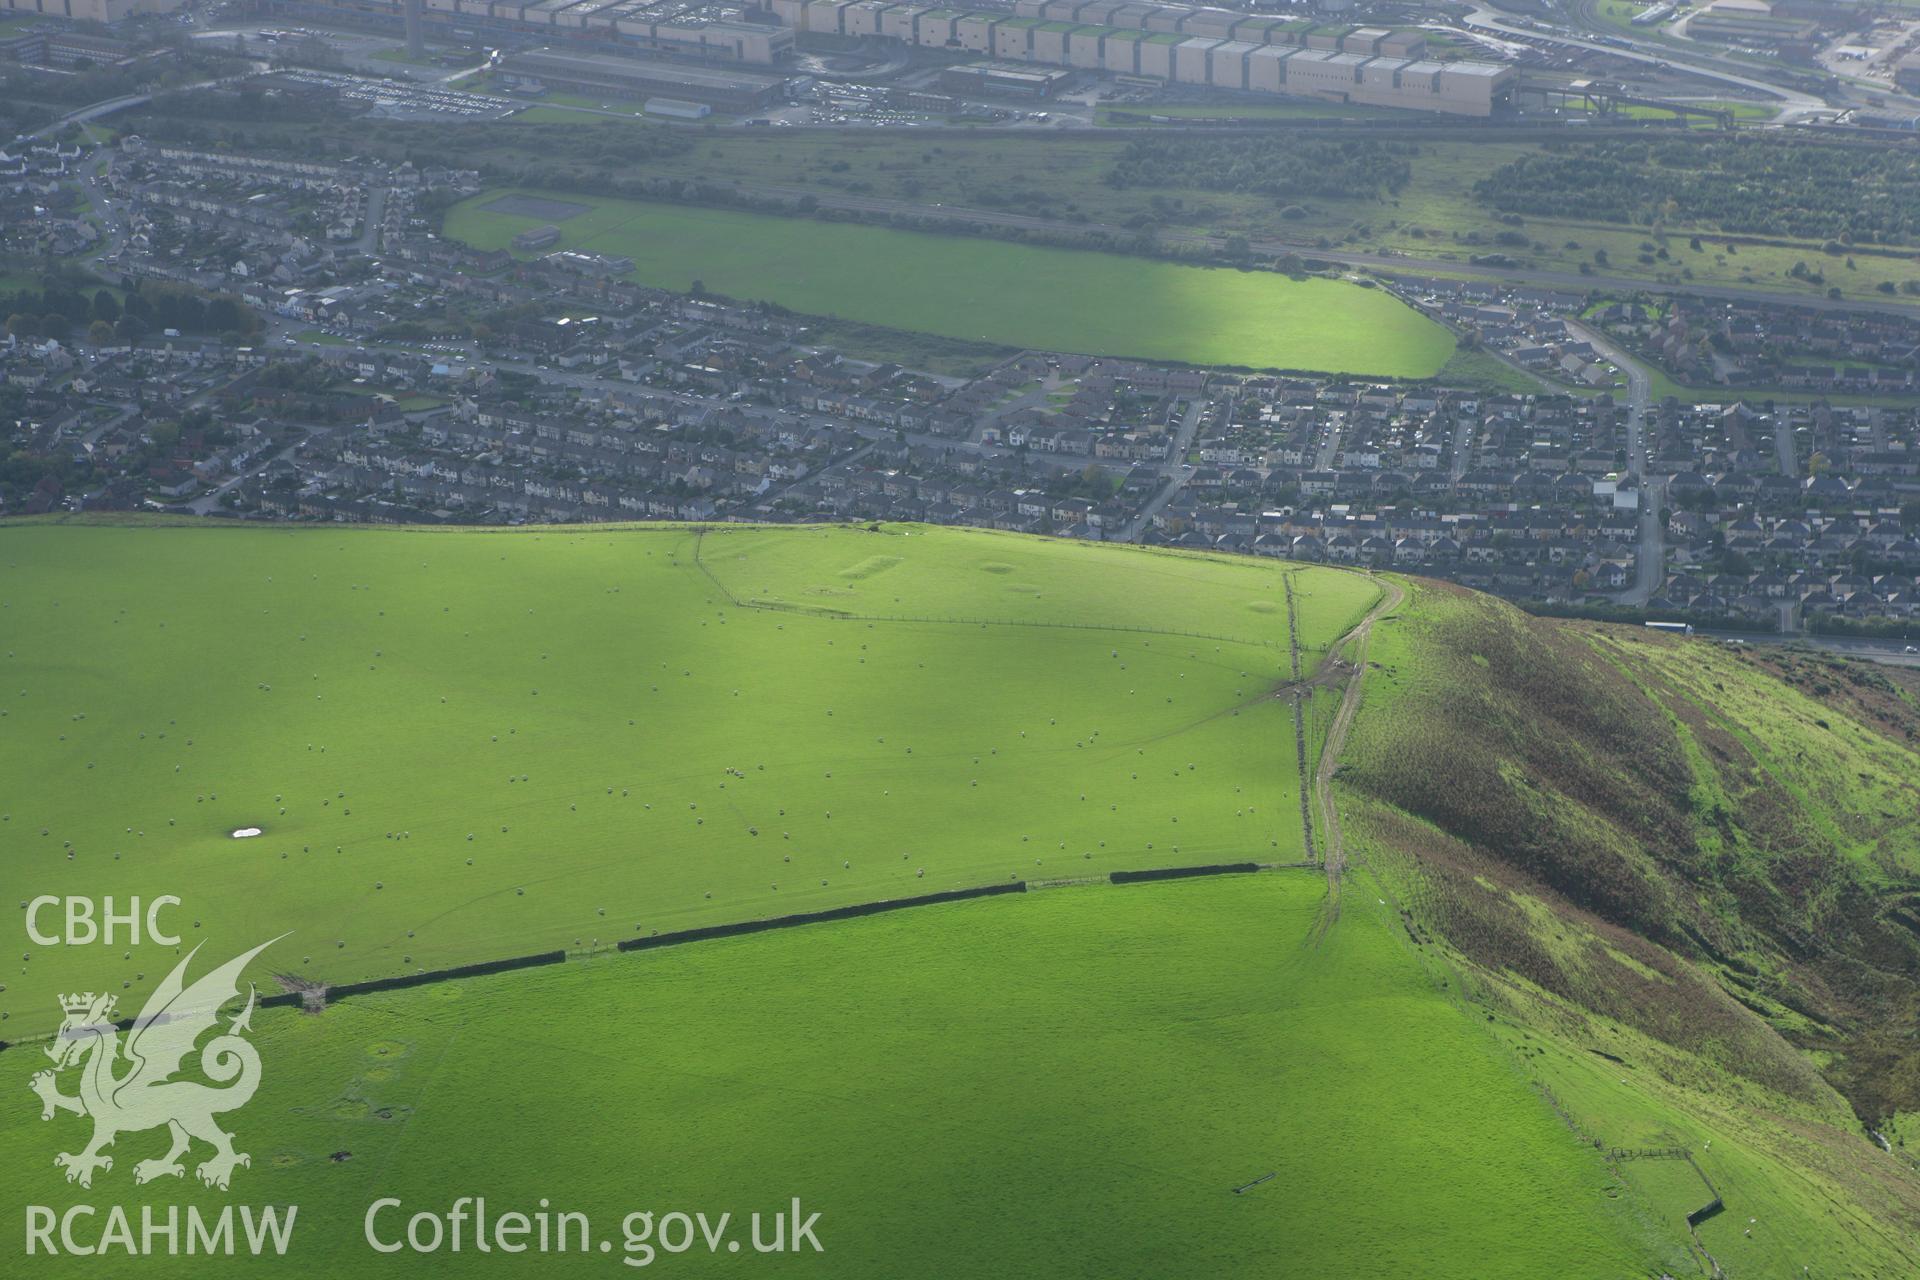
[1284,572,1318,865]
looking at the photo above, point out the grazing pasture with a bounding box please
[0,874,1678,1277]
[0,520,1370,1034]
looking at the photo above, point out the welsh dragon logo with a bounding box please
[30,938,281,1191]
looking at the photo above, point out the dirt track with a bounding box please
[1311,574,1405,937]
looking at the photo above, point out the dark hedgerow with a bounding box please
[1472,137,1920,245]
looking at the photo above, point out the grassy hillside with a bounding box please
[0,520,1374,1037]
[442,189,1457,377]
[7,517,1918,1278]
[0,875,1683,1277]
[697,524,1381,653]
[1337,578,1920,1277]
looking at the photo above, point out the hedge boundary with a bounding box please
[1109,862,1261,884]
[619,882,1027,953]
[325,949,568,1003]
[0,868,1334,1053]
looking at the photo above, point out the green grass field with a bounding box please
[697,525,1379,653]
[442,190,1457,376]
[0,873,1681,1277]
[0,520,1377,1035]
[1432,347,1552,395]
[1613,101,1778,124]
[8,520,1918,1277]
[509,105,629,124]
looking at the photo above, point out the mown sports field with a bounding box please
[441,190,1457,378]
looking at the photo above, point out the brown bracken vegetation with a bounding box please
[1344,579,1920,1126]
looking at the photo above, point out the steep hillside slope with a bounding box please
[1339,578,1920,1277]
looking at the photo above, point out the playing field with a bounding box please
[0,874,1680,1277]
[442,190,1457,377]
[0,520,1378,1035]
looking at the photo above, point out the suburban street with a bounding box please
[1117,396,1206,542]
[1568,320,1665,606]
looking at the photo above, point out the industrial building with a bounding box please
[777,0,1432,59]
[512,224,564,250]
[0,0,182,22]
[769,0,1514,115]
[0,27,141,65]
[939,60,1071,97]
[1683,0,1817,55]
[261,0,794,65]
[496,46,789,109]
[543,248,635,276]
[1896,54,1920,96]
[644,94,712,117]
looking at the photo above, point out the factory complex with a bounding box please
[774,0,1516,115]
[244,0,1513,115]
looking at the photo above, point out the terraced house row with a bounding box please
[772,0,1516,114]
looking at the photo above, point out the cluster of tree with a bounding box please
[0,93,56,136]
[0,446,96,508]
[128,106,1295,276]
[1038,463,1123,502]
[1472,138,1920,245]
[1104,137,1416,200]
[146,83,354,125]
[123,278,261,339]
[3,276,261,345]
[250,357,339,393]
[0,45,241,108]
[1,275,116,336]
[146,407,232,453]
[1805,615,1916,640]
[127,106,695,179]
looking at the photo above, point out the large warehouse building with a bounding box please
[770,0,1516,115]
[262,0,794,64]
[0,0,183,22]
[496,46,790,108]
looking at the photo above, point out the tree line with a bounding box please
[3,276,261,344]
[1471,138,1920,245]
[1104,136,1417,201]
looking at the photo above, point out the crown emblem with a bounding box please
[60,992,110,1016]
